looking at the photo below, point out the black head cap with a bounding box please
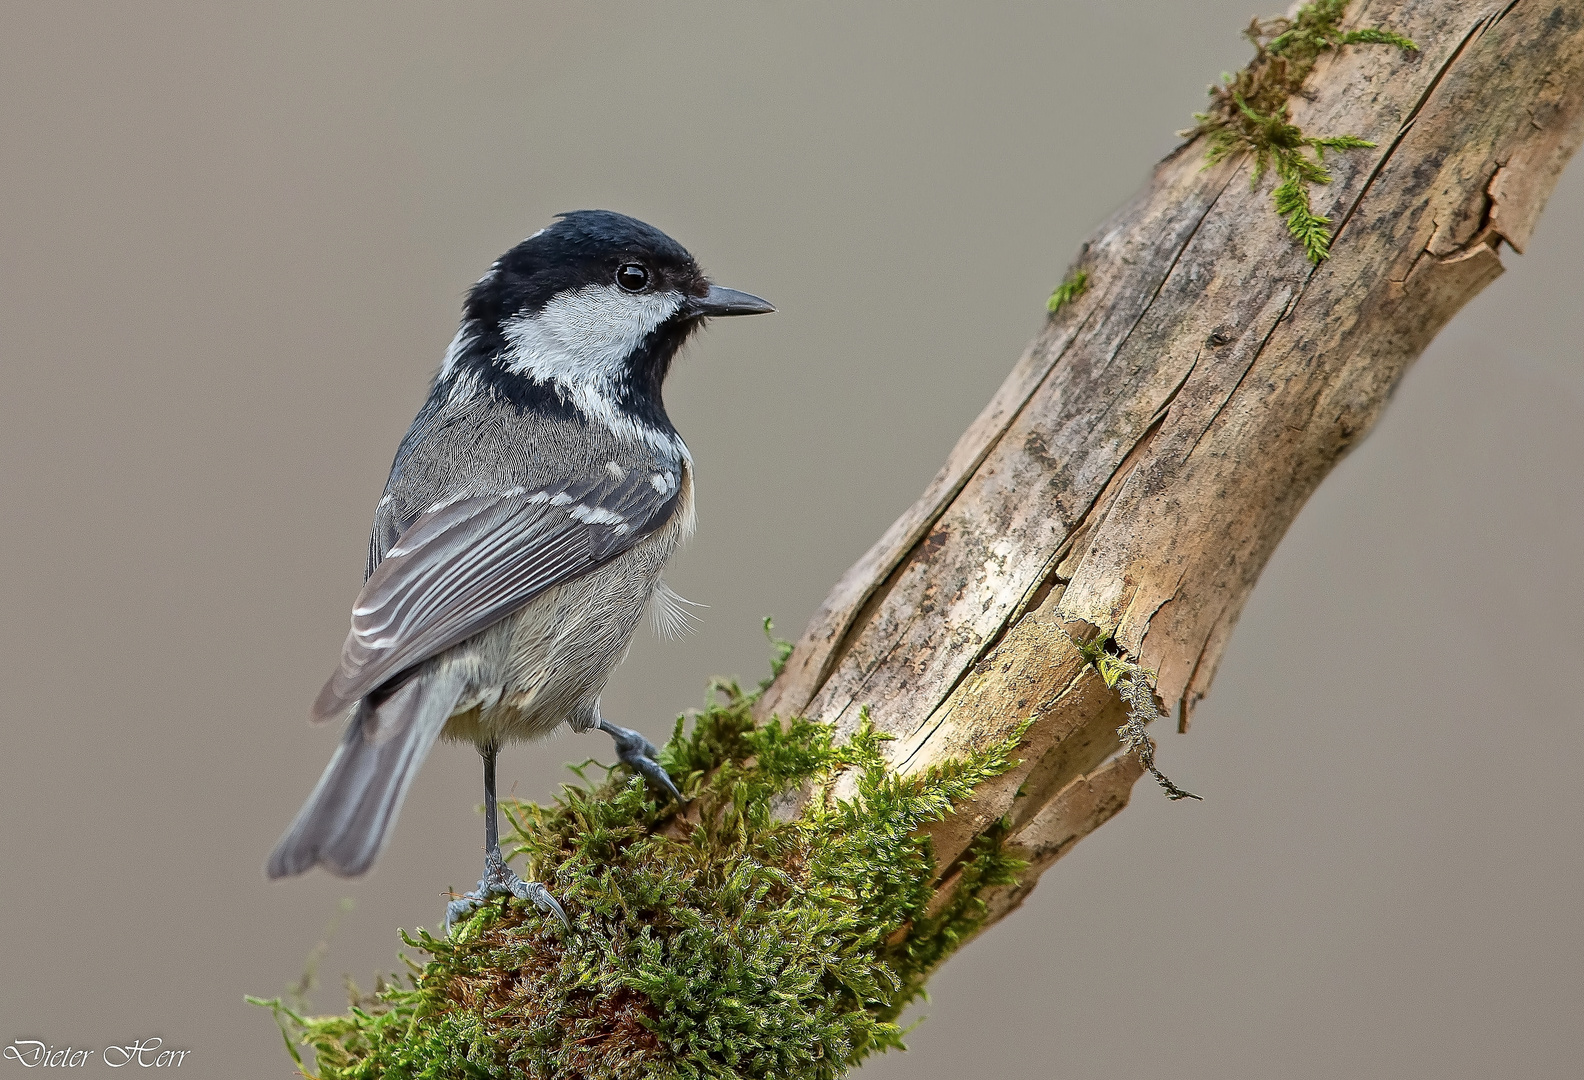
[464,210,707,326]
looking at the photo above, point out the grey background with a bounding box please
[2,3,1580,1078]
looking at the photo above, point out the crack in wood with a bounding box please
[1332,6,1502,246]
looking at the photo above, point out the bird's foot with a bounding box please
[597,719,682,802]
[445,849,568,934]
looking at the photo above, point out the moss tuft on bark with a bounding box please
[1185,0,1416,263]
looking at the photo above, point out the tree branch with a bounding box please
[758,0,1584,939]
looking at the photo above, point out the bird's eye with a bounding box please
[615,263,649,292]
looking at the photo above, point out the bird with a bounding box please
[265,210,774,930]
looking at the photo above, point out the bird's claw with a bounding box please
[444,893,482,933]
[445,851,568,934]
[598,719,683,802]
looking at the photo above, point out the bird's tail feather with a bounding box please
[266,666,466,879]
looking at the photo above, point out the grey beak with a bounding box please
[687,284,776,318]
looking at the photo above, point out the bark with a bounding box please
[755,0,1584,936]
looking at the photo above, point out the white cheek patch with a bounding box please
[502,285,679,385]
[500,285,684,452]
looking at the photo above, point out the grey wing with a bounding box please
[312,473,679,721]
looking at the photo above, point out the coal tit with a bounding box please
[266,211,774,929]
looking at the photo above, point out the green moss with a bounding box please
[1186,0,1416,263]
[1046,267,1090,316]
[253,665,1031,1079]
[760,617,794,688]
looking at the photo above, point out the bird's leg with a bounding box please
[596,714,682,802]
[445,742,568,933]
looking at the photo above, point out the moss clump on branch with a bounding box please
[1046,267,1089,316]
[254,655,1030,1080]
[1185,0,1416,263]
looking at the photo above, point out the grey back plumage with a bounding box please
[315,393,686,721]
